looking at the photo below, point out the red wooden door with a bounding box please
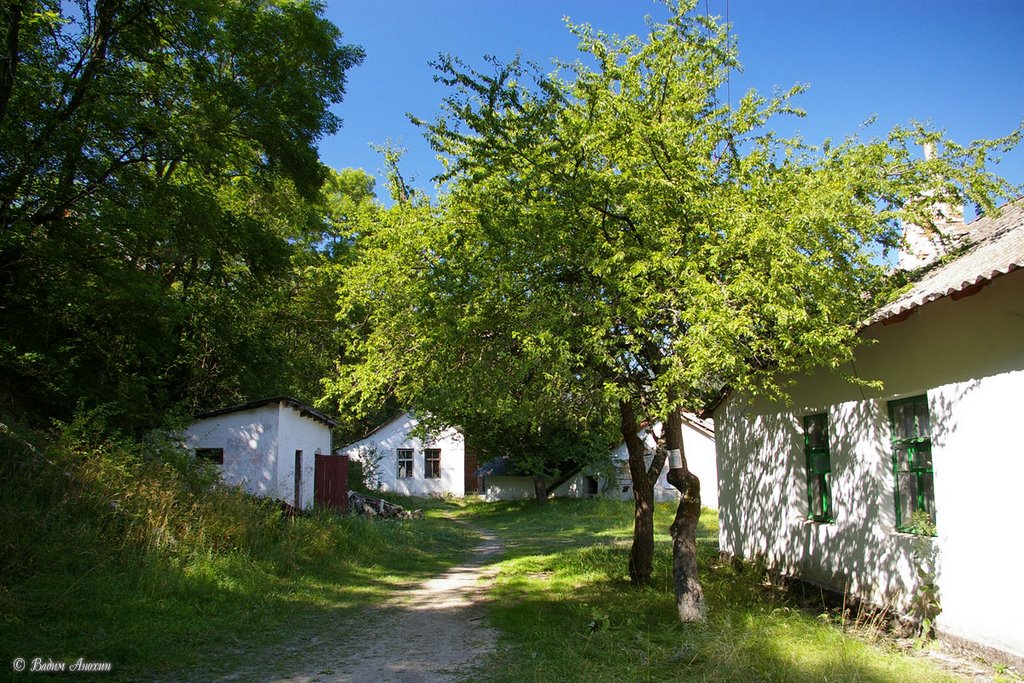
[315,454,349,511]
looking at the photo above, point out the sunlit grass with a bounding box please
[1,425,478,680]
[3,421,964,683]
[468,498,959,683]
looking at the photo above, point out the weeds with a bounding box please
[0,415,476,679]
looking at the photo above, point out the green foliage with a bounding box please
[348,443,385,492]
[0,415,477,677]
[909,523,941,640]
[328,0,1020,505]
[421,1,1018,417]
[326,0,1018,588]
[908,509,937,537]
[0,0,364,430]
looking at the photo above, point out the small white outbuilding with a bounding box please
[607,413,718,508]
[185,396,337,510]
[474,457,599,502]
[337,412,477,497]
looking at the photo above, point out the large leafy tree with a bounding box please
[0,0,363,429]
[331,0,1019,621]
[326,150,618,491]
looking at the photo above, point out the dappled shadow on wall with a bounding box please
[717,378,979,613]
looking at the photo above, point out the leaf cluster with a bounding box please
[328,0,1020,472]
[0,1,364,430]
[416,0,1019,420]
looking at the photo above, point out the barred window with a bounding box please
[888,395,936,535]
[803,413,833,523]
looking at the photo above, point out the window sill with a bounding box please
[889,530,937,541]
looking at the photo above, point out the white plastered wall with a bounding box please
[184,403,281,498]
[275,405,332,509]
[608,419,718,508]
[185,402,332,510]
[716,269,1024,660]
[339,413,466,497]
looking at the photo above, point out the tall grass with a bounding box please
[0,413,476,679]
[460,498,960,683]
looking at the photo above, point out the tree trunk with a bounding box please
[619,399,666,585]
[532,475,547,505]
[664,409,707,621]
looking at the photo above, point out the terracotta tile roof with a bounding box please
[868,197,1024,325]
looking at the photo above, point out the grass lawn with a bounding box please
[455,498,963,683]
[2,443,978,683]
[3,469,478,681]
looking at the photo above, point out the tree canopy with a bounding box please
[0,0,364,430]
[327,0,1020,600]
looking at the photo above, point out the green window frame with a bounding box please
[888,395,936,535]
[804,413,833,522]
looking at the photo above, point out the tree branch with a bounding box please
[0,0,23,124]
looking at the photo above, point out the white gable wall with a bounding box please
[716,270,1024,660]
[609,418,718,508]
[186,403,281,498]
[339,413,466,497]
[275,406,332,509]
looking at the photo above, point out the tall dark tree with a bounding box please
[0,0,363,429]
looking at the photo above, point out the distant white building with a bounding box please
[185,396,336,510]
[713,198,1024,663]
[339,409,717,505]
[608,413,718,508]
[337,412,477,498]
[475,457,598,502]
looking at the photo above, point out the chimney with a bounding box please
[897,143,966,271]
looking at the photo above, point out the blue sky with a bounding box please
[320,1,1024,206]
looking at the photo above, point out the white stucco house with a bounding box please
[714,198,1024,662]
[337,412,478,498]
[475,457,600,502]
[608,413,718,508]
[185,396,337,510]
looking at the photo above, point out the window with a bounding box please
[803,413,833,522]
[888,395,936,534]
[424,448,441,479]
[397,449,413,478]
[196,447,224,465]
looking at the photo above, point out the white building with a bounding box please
[713,199,1024,662]
[185,396,336,510]
[337,412,476,498]
[608,413,718,508]
[475,457,599,502]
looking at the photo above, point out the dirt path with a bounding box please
[201,525,503,683]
